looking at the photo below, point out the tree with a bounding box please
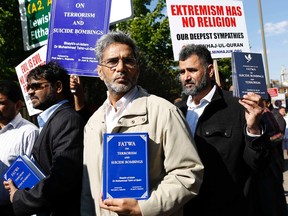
[0,1,35,81]
[217,58,233,90]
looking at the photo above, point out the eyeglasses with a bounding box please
[26,82,50,91]
[100,57,137,69]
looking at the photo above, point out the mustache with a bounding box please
[29,96,38,100]
[184,81,195,85]
[114,74,128,81]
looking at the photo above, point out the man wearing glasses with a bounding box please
[4,61,85,216]
[81,31,204,216]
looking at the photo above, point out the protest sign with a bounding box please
[46,0,111,76]
[18,0,133,51]
[166,0,250,59]
[15,45,47,116]
[110,0,133,24]
[18,0,52,51]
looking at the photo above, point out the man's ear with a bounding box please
[97,65,104,81]
[15,100,23,111]
[208,64,214,78]
[55,81,63,93]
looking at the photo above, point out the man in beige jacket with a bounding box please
[81,31,204,216]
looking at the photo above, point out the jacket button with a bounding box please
[131,120,135,124]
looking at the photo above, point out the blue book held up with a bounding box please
[232,52,268,99]
[3,155,45,190]
[103,132,149,200]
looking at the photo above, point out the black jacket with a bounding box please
[12,103,85,216]
[178,87,271,216]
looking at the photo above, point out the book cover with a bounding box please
[46,0,111,77]
[103,133,149,200]
[3,155,45,190]
[232,52,268,99]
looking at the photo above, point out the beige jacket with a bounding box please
[81,86,203,216]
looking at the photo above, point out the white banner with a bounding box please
[15,45,47,116]
[166,0,250,59]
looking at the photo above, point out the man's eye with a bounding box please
[106,59,118,65]
[124,58,135,64]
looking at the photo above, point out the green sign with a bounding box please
[18,0,52,50]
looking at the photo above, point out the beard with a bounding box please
[183,72,209,97]
[32,88,56,110]
[104,72,138,94]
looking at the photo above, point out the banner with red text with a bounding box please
[166,0,250,59]
[15,45,47,116]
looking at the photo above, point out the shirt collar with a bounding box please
[37,100,68,128]
[186,85,216,108]
[0,113,22,132]
[103,86,138,111]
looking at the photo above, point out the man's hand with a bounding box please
[239,92,264,135]
[99,194,142,216]
[3,179,17,203]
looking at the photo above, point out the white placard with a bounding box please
[166,0,250,59]
[15,46,47,116]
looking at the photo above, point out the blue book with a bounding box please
[46,0,112,77]
[232,52,268,99]
[103,133,149,200]
[3,155,45,190]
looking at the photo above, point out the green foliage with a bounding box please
[217,58,232,90]
[0,2,35,81]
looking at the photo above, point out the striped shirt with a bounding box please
[0,113,39,205]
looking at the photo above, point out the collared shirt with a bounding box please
[37,100,68,133]
[104,87,138,133]
[186,85,260,137]
[0,113,39,205]
[186,85,216,135]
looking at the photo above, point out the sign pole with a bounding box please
[213,59,221,87]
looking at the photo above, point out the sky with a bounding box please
[151,0,288,81]
[241,0,288,81]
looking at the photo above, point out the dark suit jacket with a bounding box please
[178,86,271,216]
[12,103,85,216]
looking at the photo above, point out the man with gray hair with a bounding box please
[81,31,204,216]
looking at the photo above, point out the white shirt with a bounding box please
[104,87,138,133]
[0,113,39,205]
[37,100,68,133]
[186,86,216,135]
[186,85,260,137]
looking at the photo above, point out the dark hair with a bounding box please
[0,80,22,103]
[95,31,139,62]
[27,61,71,100]
[178,44,213,67]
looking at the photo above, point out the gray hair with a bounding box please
[95,31,139,62]
[179,44,213,67]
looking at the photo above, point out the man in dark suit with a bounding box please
[4,61,85,216]
[176,44,272,216]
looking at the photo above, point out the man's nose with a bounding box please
[115,59,126,72]
[184,71,192,80]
